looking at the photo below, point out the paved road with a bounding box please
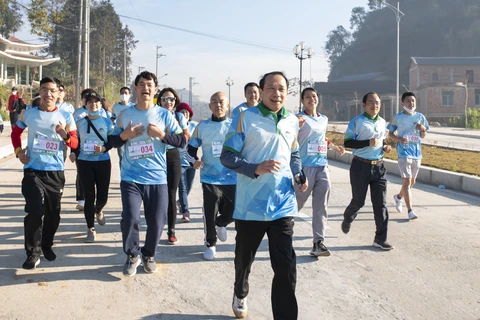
[1,150,479,320]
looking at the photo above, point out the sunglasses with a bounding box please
[161,97,176,103]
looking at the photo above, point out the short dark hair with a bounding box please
[58,84,65,90]
[119,86,130,94]
[401,92,416,102]
[362,91,381,104]
[301,87,317,100]
[259,71,289,90]
[157,87,181,108]
[134,71,158,87]
[244,82,259,94]
[40,77,60,87]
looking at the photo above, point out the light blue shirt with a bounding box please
[344,113,387,160]
[223,103,299,221]
[296,111,329,167]
[189,118,236,185]
[76,116,115,161]
[387,111,429,159]
[180,121,198,167]
[57,101,75,115]
[17,108,77,171]
[112,102,134,120]
[115,105,182,185]
[73,107,108,122]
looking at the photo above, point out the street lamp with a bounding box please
[378,0,404,115]
[158,73,168,80]
[226,77,234,117]
[156,46,166,78]
[293,41,313,112]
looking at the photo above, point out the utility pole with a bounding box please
[189,77,198,107]
[75,0,83,108]
[123,38,127,86]
[156,46,166,78]
[226,77,234,117]
[83,0,90,88]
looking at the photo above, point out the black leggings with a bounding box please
[166,148,182,234]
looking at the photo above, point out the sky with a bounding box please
[17,0,369,110]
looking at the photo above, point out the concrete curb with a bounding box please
[328,150,480,197]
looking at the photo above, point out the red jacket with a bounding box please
[8,94,18,112]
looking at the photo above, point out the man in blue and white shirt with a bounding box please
[230,82,259,119]
[221,71,307,320]
[388,92,429,220]
[342,92,393,251]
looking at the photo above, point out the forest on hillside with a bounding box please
[325,0,480,86]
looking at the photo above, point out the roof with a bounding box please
[333,72,389,82]
[410,57,480,66]
[0,35,48,50]
[8,36,29,45]
[314,80,396,96]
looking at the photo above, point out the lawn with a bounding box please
[326,132,480,177]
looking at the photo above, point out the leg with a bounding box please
[267,217,298,320]
[75,159,85,204]
[166,149,182,234]
[77,160,96,229]
[310,167,331,243]
[142,184,168,257]
[344,159,370,222]
[41,171,65,250]
[370,164,389,243]
[120,181,143,256]
[234,219,268,299]
[178,166,189,213]
[94,160,112,213]
[21,170,45,257]
[185,166,196,195]
[9,111,18,128]
[202,183,220,247]
[216,185,235,227]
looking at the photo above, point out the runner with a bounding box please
[388,92,429,220]
[11,76,78,269]
[295,87,345,257]
[188,92,236,260]
[230,82,260,119]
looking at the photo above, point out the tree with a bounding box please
[350,6,367,35]
[324,26,351,67]
[0,0,23,37]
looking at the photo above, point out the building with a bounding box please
[0,35,60,86]
[409,57,480,121]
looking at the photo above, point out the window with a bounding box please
[432,73,438,81]
[442,91,454,106]
[475,89,480,106]
[466,70,474,83]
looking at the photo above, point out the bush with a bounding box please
[447,108,480,129]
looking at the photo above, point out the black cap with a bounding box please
[84,91,102,103]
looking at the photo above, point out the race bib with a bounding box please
[128,139,155,160]
[83,139,101,155]
[211,141,223,158]
[32,133,60,155]
[404,134,420,144]
[307,140,327,156]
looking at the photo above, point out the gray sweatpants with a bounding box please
[295,166,331,243]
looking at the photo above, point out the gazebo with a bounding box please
[0,35,60,86]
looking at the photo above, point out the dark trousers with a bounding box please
[343,158,389,243]
[120,181,168,257]
[21,169,65,256]
[77,159,111,228]
[75,159,85,201]
[234,217,298,320]
[202,183,235,247]
[166,148,181,235]
[9,111,18,128]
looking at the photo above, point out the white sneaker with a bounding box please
[232,294,248,319]
[216,225,227,242]
[393,194,403,212]
[408,210,418,220]
[203,246,216,261]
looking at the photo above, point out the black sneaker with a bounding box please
[372,241,394,251]
[42,247,57,261]
[341,219,351,234]
[141,254,158,273]
[310,241,331,257]
[22,255,40,270]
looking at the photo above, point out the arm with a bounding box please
[163,132,186,148]
[11,125,25,155]
[220,148,259,179]
[343,139,370,149]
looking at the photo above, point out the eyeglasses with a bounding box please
[40,88,60,95]
[366,101,381,106]
[161,97,176,103]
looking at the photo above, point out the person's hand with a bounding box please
[55,122,68,139]
[297,116,306,128]
[120,121,144,140]
[336,146,345,156]
[383,145,392,154]
[193,160,204,169]
[369,137,379,147]
[415,123,426,132]
[17,147,29,164]
[255,159,281,175]
[298,177,308,192]
[94,145,105,153]
[69,153,76,162]
[147,123,165,139]
[398,137,408,145]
